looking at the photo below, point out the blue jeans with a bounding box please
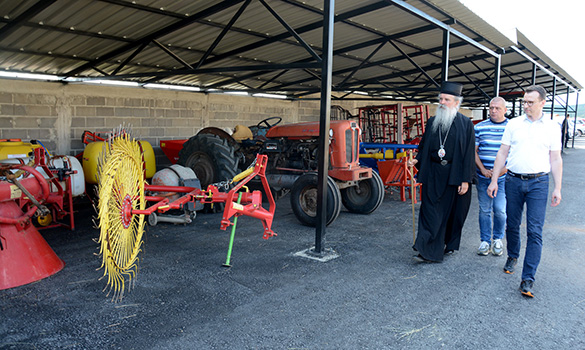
[476,176,506,243]
[505,174,549,281]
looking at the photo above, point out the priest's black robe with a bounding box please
[413,113,475,262]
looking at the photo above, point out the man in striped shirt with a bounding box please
[474,97,508,256]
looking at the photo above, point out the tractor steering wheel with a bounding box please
[257,117,282,129]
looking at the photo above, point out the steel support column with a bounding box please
[314,0,335,254]
[564,87,569,150]
[550,79,556,120]
[441,30,450,82]
[494,53,501,97]
[572,93,579,148]
[531,63,537,85]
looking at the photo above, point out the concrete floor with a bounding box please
[2,138,585,350]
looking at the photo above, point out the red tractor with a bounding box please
[167,117,384,227]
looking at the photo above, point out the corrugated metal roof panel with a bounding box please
[0,0,579,105]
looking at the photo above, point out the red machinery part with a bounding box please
[0,162,65,290]
[0,200,65,290]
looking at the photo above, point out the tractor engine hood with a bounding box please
[266,120,358,140]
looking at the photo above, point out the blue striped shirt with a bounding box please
[475,118,508,179]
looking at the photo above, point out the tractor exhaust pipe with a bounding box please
[265,174,300,190]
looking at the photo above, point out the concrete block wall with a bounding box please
[0,80,301,167]
[1,79,465,169]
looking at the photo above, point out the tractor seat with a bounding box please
[232,125,254,142]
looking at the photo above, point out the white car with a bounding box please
[568,118,585,138]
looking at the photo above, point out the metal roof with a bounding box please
[0,0,581,106]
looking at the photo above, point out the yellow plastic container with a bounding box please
[0,140,43,163]
[82,140,156,184]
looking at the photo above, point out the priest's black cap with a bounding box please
[440,81,463,97]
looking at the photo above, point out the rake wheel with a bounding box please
[96,133,146,300]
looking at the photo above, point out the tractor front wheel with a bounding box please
[290,173,341,227]
[340,170,385,214]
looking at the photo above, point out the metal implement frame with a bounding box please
[136,154,276,240]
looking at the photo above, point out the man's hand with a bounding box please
[458,182,469,195]
[551,189,562,207]
[481,168,493,178]
[407,158,418,168]
[487,181,498,198]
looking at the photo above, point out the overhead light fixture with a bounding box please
[143,83,200,92]
[252,93,287,99]
[85,80,140,87]
[0,71,61,81]
[224,91,248,96]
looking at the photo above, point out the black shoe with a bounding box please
[503,257,517,274]
[413,254,432,263]
[520,280,535,298]
[444,249,455,256]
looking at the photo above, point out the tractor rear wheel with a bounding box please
[340,170,384,214]
[290,173,341,227]
[178,133,238,189]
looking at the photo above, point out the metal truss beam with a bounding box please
[64,0,247,77]
[0,0,57,41]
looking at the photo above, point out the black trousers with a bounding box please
[414,183,472,262]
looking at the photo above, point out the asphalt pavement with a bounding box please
[2,138,585,350]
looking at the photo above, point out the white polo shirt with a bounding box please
[501,114,562,174]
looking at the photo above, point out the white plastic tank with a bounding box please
[35,156,85,197]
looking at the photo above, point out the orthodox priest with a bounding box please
[408,81,475,262]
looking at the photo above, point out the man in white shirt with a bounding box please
[487,85,563,298]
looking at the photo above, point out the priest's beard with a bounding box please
[432,104,458,133]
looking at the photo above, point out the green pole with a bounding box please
[222,192,242,267]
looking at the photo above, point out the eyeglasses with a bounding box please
[522,100,538,107]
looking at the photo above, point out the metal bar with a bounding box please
[98,0,184,18]
[338,42,386,88]
[531,63,537,85]
[441,30,450,82]
[349,53,494,87]
[197,0,252,69]
[564,88,570,116]
[0,0,57,41]
[65,0,246,77]
[203,1,390,66]
[152,40,193,69]
[270,24,438,90]
[259,0,321,62]
[467,59,495,83]
[112,43,148,75]
[258,70,288,89]
[385,0,499,58]
[67,62,321,81]
[571,93,579,148]
[499,68,524,94]
[511,46,577,92]
[550,79,556,120]
[494,53,501,97]
[222,192,242,267]
[416,0,501,49]
[450,61,490,100]
[0,18,133,42]
[315,0,335,254]
[388,39,439,88]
